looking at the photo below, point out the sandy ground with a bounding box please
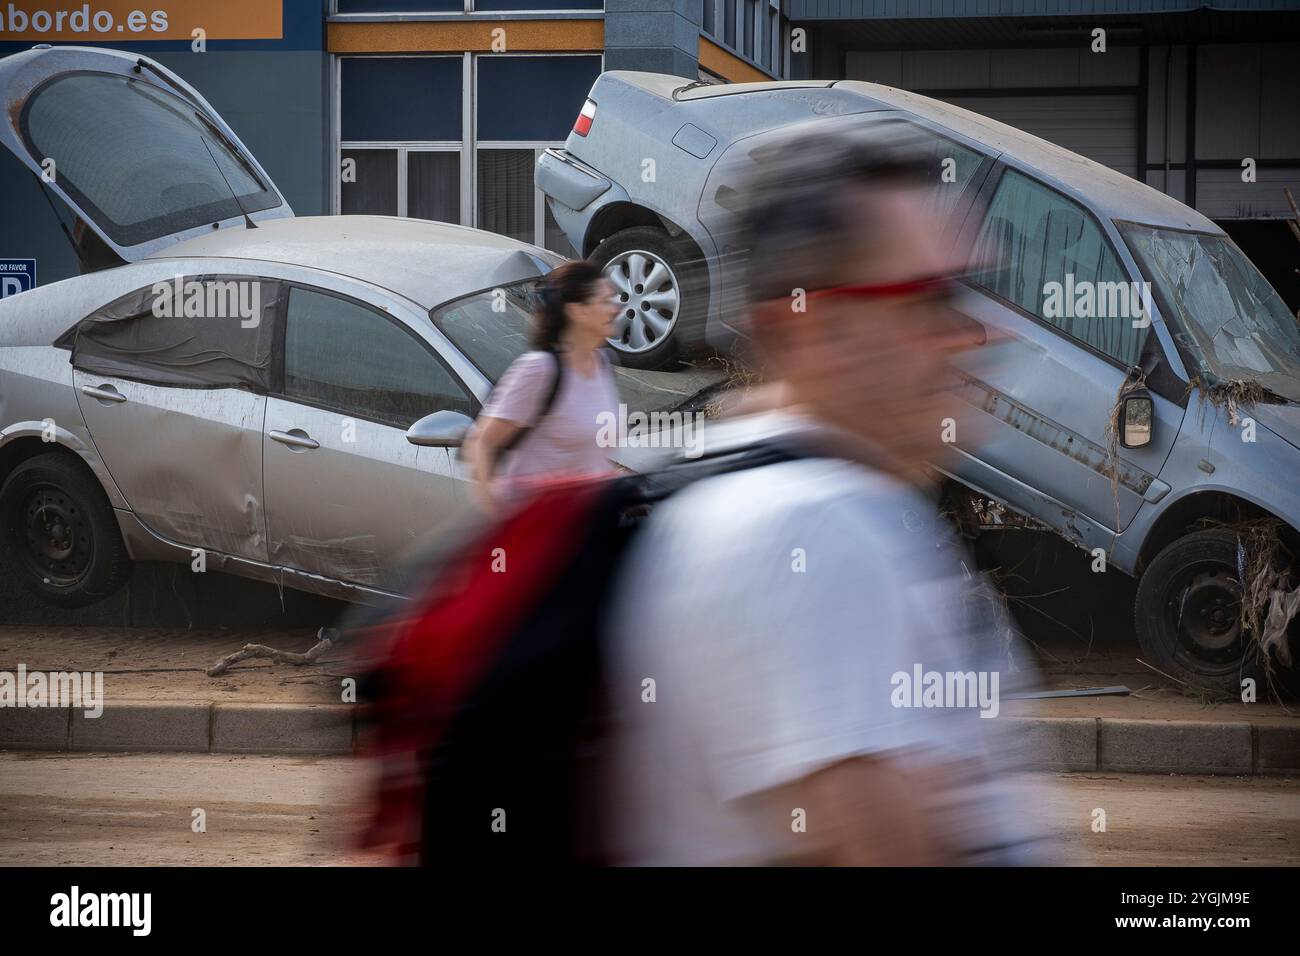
[1,624,1295,727]
[0,752,1295,866]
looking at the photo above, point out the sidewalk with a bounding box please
[1,625,1297,772]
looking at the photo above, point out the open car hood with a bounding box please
[0,45,292,263]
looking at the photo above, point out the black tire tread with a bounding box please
[0,452,132,607]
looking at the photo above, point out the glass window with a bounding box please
[899,125,987,220]
[1122,225,1300,402]
[476,56,602,142]
[971,170,1145,367]
[338,0,459,9]
[432,281,724,415]
[476,0,601,8]
[342,57,462,141]
[22,74,279,247]
[409,151,461,223]
[283,287,474,428]
[769,10,778,72]
[477,148,535,244]
[341,149,398,216]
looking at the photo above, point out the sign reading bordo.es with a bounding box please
[0,1,282,41]
[0,259,35,299]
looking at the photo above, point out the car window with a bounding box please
[895,122,987,220]
[283,287,475,428]
[431,281,729,415]
[22,74,279,247]
[67,276,279,390]
[970,169,1147,368]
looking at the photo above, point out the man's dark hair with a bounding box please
[736,123,933,305]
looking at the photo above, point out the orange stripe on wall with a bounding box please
[698,37,770,84]
[328,20,604,53]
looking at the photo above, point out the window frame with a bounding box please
[963,163,1152,372]
[333,51,602,253]
[275,281,480,429]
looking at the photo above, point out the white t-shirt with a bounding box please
[604,412,1049,866]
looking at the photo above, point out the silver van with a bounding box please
[538,72,1300,689]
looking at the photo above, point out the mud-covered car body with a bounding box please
[0,48,716,606]
[540,72,1300,684]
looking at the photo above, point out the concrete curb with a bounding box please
[1,701,354,756]
[1,705,1298,773]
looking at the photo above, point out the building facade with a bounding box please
[1,0,1297,302]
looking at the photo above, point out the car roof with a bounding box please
[829,81,1219,233]
[150,216,564,309]
[648,72,1218,234]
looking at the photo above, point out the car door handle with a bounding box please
[269,429,320,450]
[80,385,126,404]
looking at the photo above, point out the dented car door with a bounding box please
[68,277,280,561]
[949,167,1185,549]
[262,285,473,591]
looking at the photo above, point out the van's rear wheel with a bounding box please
[0,453,131,607]
[1134,530,1267,693]
[592,226,709,370]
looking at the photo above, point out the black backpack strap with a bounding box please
[622,439,806,508]
[499,351,564,456]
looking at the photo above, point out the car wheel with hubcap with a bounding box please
[592,225,709,370]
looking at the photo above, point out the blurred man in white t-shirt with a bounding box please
[604,126,1053,866]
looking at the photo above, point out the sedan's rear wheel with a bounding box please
[592,226,709,370]
[0,453,131,607]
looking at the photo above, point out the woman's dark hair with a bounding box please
[533,260,606,351]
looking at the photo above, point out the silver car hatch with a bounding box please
[0,45,292,263]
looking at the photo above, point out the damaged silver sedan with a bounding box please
[0,46,718,608]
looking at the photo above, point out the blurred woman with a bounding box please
[463,261,622,511]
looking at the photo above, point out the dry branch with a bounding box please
[206,627,342,677]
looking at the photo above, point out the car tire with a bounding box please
[591,225,710,371]
[0,452,132,607]
[1134,529,1268,693]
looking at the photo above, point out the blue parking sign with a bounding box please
[0,259,36,298]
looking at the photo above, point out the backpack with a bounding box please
[355,440,800,864]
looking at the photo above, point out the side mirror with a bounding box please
[1119,391,1154,449]
[406,409,473,447]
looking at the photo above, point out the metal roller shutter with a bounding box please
[943,94,1139,179]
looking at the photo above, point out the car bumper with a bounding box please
[535,148,611,212]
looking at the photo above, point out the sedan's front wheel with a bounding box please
[1134,529,1269,693]
[0,453,132,607]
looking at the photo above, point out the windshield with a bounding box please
[430,280,726,414]
[1121,224,1300,403]
[21,72,279,247]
